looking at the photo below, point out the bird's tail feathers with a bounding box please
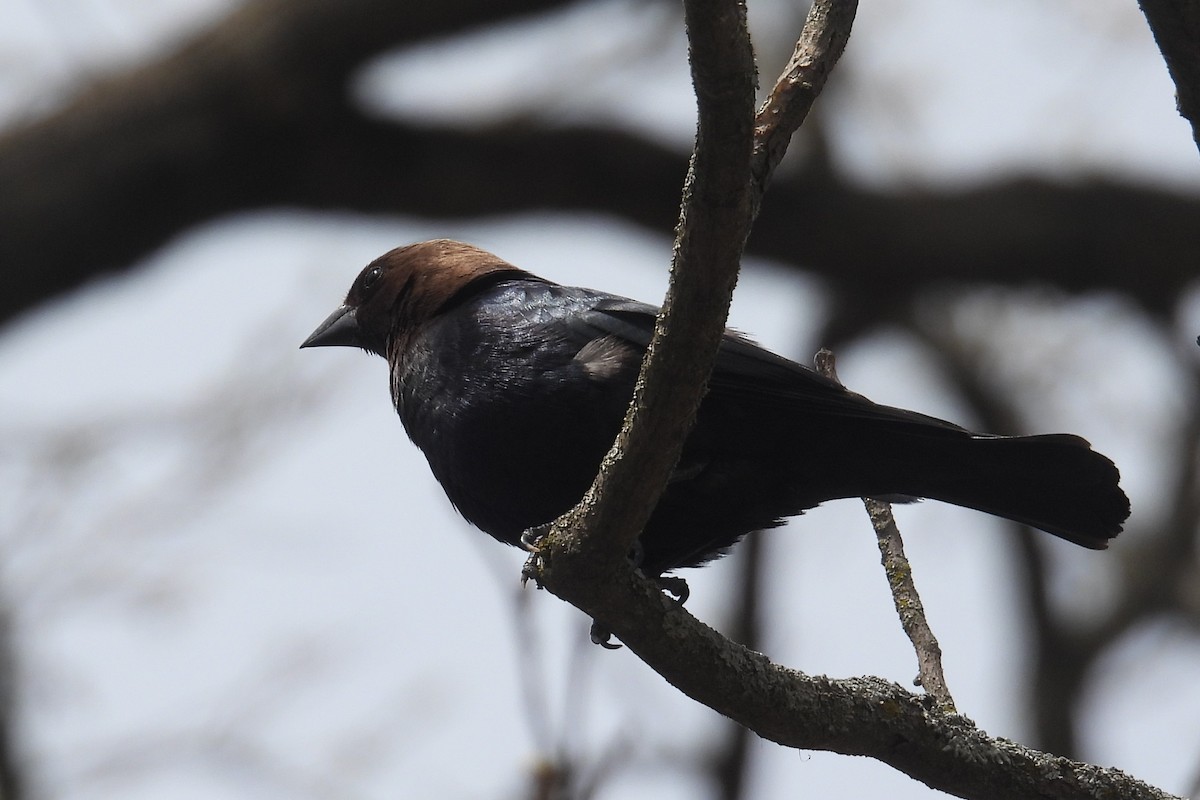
[822,429,1128,548]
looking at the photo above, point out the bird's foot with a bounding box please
[655,575,690,605]
[589,621,621,649]
[519,524,551,553]
[520,553,543,589]
[587,575,690,650]
[519,524,552,588]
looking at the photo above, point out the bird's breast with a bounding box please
[389,322,633,545]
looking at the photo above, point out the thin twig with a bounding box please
[814,348,955,713]
[863,499,956,711]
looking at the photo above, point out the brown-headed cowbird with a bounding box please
[302,239,1129,576]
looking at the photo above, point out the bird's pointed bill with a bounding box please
[301,305,361,349]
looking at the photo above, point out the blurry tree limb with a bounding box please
[3,0,1200,328]
[1139,0,1200,152]
[0,0,571,327]
[0,608,21,800]
[709,535,764,800]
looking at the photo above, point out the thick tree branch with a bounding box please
[530,0,856,607]
[531,0,756,571]
[579,576,1178,799]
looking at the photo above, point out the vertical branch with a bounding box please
[710,535,765,800]
[540,0,758,570]
[815,349,955,712]
[535,0,860,589]
[0,604,21,800]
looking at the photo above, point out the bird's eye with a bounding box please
[361,265,383,293]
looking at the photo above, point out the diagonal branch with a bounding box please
[750,0,857,194]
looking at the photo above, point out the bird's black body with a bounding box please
[303,240,1129,576]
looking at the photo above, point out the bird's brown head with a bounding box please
[301,239,529,357]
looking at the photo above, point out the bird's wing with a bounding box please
[570,296,966,432]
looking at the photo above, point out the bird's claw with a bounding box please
[587,576,688,650]
[519,524,553,588]
[655,575,690,605]
[519,524,551,553]
[589,621,621,649]
[520,552,543,588]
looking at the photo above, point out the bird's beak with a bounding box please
[300,305,362,349]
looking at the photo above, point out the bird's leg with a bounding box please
[628,539,692,605]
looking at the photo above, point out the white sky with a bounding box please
[1,1,1199,798]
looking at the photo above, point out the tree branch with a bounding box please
[864,498,955,704]
[1138,0,1200,153]
[750,0,856,194]
[814,348,955,714]
[533,561,1181,799]
[0,0,574,327]
[531,0,756,575]
[522,1,1179,795]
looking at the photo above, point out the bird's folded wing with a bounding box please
[570,297,968,433]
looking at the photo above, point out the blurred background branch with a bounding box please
[2,0,1199,327]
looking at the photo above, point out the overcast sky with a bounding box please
[2,1,1199,798]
